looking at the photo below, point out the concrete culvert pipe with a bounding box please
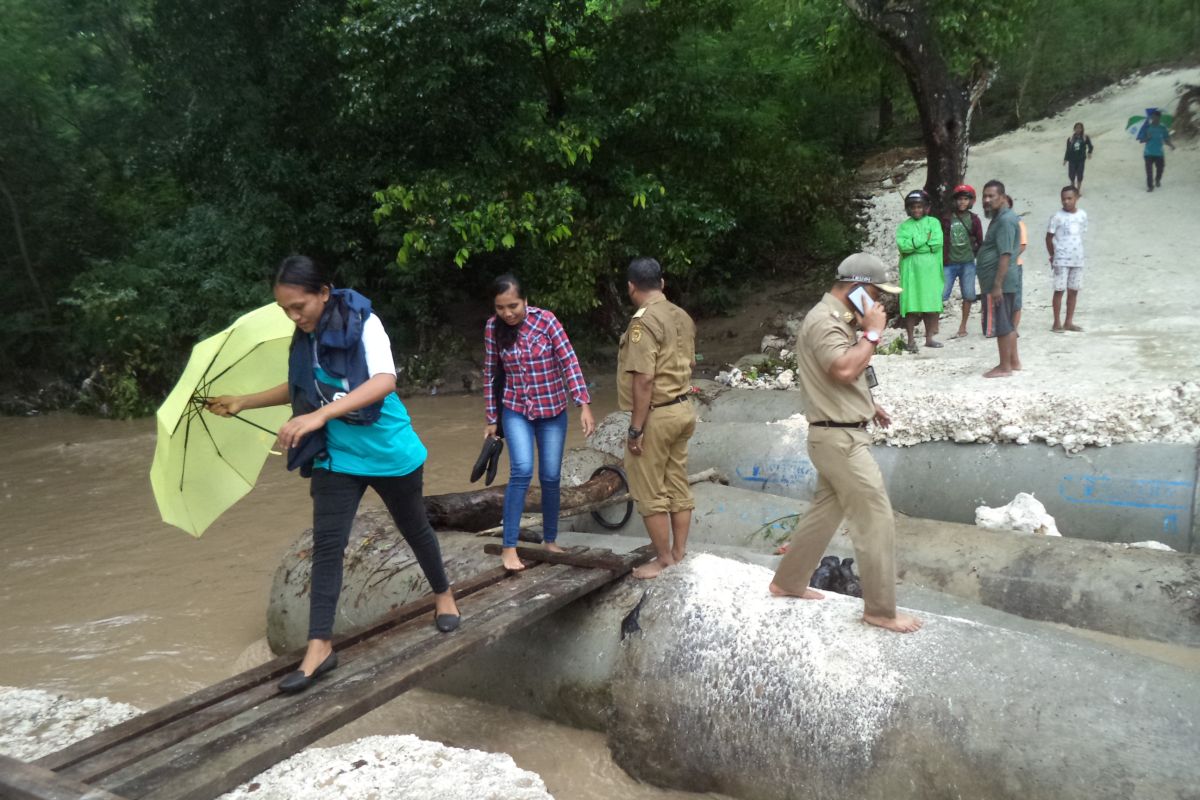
[266,529,1200,799]
[424,556,1200,800]
[614,418,1199,552]
[561,479,1200,646]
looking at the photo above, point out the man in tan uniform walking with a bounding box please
[618,257,697,579]
[770,252,922,633]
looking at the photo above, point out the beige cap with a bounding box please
[836,252,901,294]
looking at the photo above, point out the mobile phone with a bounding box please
[848,286,875,315]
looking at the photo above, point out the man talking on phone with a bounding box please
[769,252,922,633]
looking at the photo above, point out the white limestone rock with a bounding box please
[975,493,1062,537]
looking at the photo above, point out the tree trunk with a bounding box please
[424,468,624,531]
[843,0,993,214]
[0,168,50,315]
[877,66,894,141]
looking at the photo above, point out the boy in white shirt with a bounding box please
[1045,186,1088,332]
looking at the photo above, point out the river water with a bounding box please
[0,387,730,800]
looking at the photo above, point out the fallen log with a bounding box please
[423,468,623,531]
[475,467,724,537]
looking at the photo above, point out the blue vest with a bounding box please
[286,288,383,475]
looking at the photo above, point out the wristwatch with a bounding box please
[863,330,881,344]
[628,426,643,439]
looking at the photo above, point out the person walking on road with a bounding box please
[208,256,460,694]
[618,257,697,580]
[769,252,921,634]
[1138,109,1175,192]
[483,274,594,572]
[1063,122,1094,194]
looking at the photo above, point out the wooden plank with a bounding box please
[107,548,653,800]
[57,565,532,785]
[38,565,515,775]
[0,754,128,800]
[95,562,584,799]
[482,543,628,571]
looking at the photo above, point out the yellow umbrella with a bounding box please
[150,302,295,536]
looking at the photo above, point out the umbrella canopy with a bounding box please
[150,302,295,536]
[1126,109,1175,136]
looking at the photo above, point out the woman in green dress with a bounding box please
[895,189,945,352]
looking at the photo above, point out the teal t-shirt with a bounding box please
[309,320,427,477]
[1141,123,1170,157]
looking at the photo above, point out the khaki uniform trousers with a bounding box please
[625,401,697,517]
[772,425,897,618]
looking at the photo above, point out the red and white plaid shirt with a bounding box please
[484,307,590,424]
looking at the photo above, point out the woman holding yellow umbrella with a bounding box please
[208,256,459,694]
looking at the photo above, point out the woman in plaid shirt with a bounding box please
[484,274,595,571]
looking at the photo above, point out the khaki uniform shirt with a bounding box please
[617,294,695,410]
[796,293,874,423]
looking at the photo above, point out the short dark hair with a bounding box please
[627,257,663,290]
[274,255,330,293]
[983,179,1006,195]
[490,273,524,301]
[1061,185,1079,196]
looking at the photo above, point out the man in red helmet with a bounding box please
[940,185,984,338]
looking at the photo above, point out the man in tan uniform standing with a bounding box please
[770,252,922,633]
[618,257,697,579]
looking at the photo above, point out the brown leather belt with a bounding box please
[809,420,869,429]
[651,394,690,409]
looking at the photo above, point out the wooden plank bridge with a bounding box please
[0,544,651,800]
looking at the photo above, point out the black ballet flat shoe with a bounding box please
[278,651,338,694]
[435,613,461,633]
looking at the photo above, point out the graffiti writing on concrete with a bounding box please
[735,459,817,490]
[1058,474,1192,511]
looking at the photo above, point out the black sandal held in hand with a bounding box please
[470,436,504,486]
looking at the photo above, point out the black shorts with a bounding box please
[1067,160,1085,183]
[981,293,1016,338]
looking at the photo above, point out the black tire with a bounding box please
[589,465,634,530]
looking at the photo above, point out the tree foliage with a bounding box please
[0,0,1194,415]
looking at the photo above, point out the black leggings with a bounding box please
[1067,160,1085,184]
[308,466,450,640]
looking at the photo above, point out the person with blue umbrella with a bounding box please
[1139,109,1176,192]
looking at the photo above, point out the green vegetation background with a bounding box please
[1,0,1196,416]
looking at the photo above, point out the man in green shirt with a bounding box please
[975,180,1022,378]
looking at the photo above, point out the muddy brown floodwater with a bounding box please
[0,384,731,800]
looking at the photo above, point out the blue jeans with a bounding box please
[502,408,568,547]
[942,261,977,302]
